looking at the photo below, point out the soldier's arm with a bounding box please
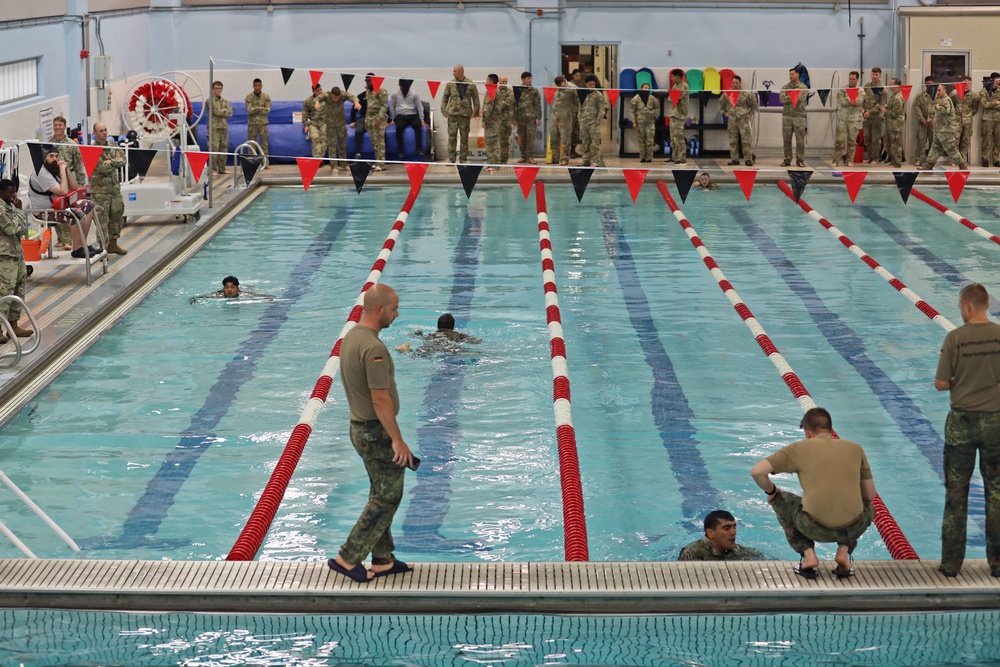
[472,85,481,116]
[0,207,27,236]
[93,149,119,176]
[263,94,271,113]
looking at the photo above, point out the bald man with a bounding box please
[90,122,128,254]
[329,284,416,583]
[440,64,481,163]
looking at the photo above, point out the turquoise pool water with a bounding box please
[0,182,997,564]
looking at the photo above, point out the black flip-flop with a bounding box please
[327,559,371,583]
[794,560,820,580]
[373,559,413,578]
[831,566,855,579]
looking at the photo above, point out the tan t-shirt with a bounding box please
[766,434,873,529]
[339,325,399,423]
[936,321,1000,411]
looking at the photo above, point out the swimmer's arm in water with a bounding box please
[239,288,277,301]
[189,289,226,303]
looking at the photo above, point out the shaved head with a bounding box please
[361,284,400,330]
[94,122,108,132]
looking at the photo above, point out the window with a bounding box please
[0,58,40,106]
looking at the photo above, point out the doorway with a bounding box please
[922,50,970,82]
[561,43,619,143]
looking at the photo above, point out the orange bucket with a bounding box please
[21,239,42,262]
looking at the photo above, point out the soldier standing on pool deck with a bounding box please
[934,283,1000,579]
[913,76,935,168]
[441,64,480,163]
[667,68,690,165]
[720,75,757,166]
[780,68,808,167]
[884,78,906,168]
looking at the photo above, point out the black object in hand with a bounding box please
[408,456,421,471]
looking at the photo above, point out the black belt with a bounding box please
[350,418,382,428]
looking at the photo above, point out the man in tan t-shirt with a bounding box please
[934,282,1000,579]
[328,284,416,584]
[751,407,877,579]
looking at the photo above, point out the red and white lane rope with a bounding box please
[535,182,589,562]
[911,187,1000,248]
[658,180,919,560]
[777,181,956,333]
[227,185,422,561]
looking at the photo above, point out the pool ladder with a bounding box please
[0,466,81,558]
[0,295,40,369]
[233,141,268,189]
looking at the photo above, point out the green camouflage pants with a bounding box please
[367,117,386,163]
[728,117,751,161]
[636,118,656,161]
[782,116,806,161]
[916,122,933,162]
[92,190,124,242]
[210,126,228,173]
[941,409,1000,575]
[500,121,513,163]
[338,420,406,566]
[248,122,269,156]
[770,489,875,555]
[957,120,973,164]
[669,118,686,161]
[447,115,472,163]
[549,114,574,163]
[327,124,349,167]
[0,257,26,322]
[925,127,965,168]
[515,116,535,162]
[863,115,884,161]
[982,119,1000,165]
[580,117,602,166]
[308,124,328,160]
[834,118,862,162]
[485,125,503,166]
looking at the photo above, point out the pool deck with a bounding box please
[1,153,998,615]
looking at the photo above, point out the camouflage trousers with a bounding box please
[500,121,513,163]
[338,420,406,566]
[327,124,349,167]
[886,124,904,166]
[515,116,536,162]
[308,124,328,160]
[834,118,862,162]
[247,122,269,156]
[636,117,656,161]
[728,116,751,161]
[92,190,124,242]
[915,122,933,162]
[367,117,387,163]
[957,120,973,164]
[549,114,574,163]
[447,115,472,163]
[0,257,26,322]
[669,118,686,161]
[863,114,884,161]
[770,489,875,555]
[926,127,965,168]
[941,409,1000,575]
[580,117,603,166]
[782,116,806,161]
[485,125,504,166]
[982,119,1000,165]
[210,126,228,173]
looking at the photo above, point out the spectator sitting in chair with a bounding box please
[27,145,97,259]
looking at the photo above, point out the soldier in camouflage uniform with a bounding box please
[302,83,329,160]
[912,76,936,167]
[209,81,232,175]
[513,73,541,164]
[48,116,85,249]
[481,74,509,170]
[327,87,359,172]
[90,123,127,255]
[667,69,690,164]
[245,78,271,158]
[951,75,979,166]
[440,64,481,164]
[578,74,610,167]
[923,84,968,170]
[934,283,1000,579]
[862,67,886,163]
[979,72,1000,167]
[328,284,415,584]
[885,78,906,168]
[780,68,809,167]
[678,510,766,561]
[496,76,516,164]
[363,74,389,171]
[833,71,866,167]
[0,179,31,344]
[720,75,757,166]
[549,76,576,166]
[629,83,658,163]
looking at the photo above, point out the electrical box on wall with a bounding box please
[93,55,114,81]
[96,89,112,112]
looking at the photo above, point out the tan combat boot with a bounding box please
[106,238,128,255]
[9,320,33,337]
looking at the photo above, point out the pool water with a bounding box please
[0,183,997,564]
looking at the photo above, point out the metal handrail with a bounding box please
[23,206,108,286]
[0,468,82,557]
[232,141,267,188]
[0,318,19,368]
[0,296,40,368]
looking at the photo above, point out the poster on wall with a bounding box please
[38,107,54,141]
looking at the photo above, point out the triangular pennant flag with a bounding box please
[128,147,157,180]
[734,169,758,201]
[27,142,46,175]
[945,170,970,203]
[456,82,469,99]
[672,169,698,203]
[427,80,441,99]
[0,140,4,149]
[954,81,967,100]
[78,144,104,180]
[370,76,385,94]
[639,90,651,105]
[842,170,868,204]
[758,91,770,107]
[513,86,525,104]
[514,166,539,199]
[280,67,294,85]
[873,87,883,102]
[405,162,428,192]
[568,168,594,202]
[484,83,498,101]
[846,87,860,105]
[669,89,681,106]
[892,171,918,204]
[622,169,648,203]
[725,91,739,107]
[543,86,557,105]
[457,164,483,198]
[788,89,802,108]
[341,73,355,92]
[606,89,620,107]
[900,85,912,102]
[185,151,210,182]
[295,157,321,192]
[787,170,813,203]
[309,70,323,88]
[399,78,413,97]
[577,88,591,105]
[350,161,373,194]
[238,154,264,183]
[817,89,831,106]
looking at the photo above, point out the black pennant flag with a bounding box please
[341,73,355,92]
[457,164,483,198]
[893,171,919,204]
[456,82,469,99]
[817,89,831,106]
[280,67,294,85]
[788,170,813,202]
[672,169,698,203]
[350,161,373,193]
[873,86,883,102]
[758,91,770,107]
[577,88,592,105]
[238,154,265,183]
[569,167,594,202]
[399,78,413,96]
[128,147,158,180]
[27,142,46,175]
[638,90,651,105]
[513,85,525,104]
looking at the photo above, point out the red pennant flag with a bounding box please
[514,166,540,199]
[485,83,498,101]
[622,169,648,203]
[945,170,970,203]
[78,145,104,180]
[543,87,556,105]
[0,140,4,149]
[846,87,859,105]
[370,76,385,94]
[788,89,802,107]
[309,70,323,88]
[296,157,321,192]
[725,91,739,107]
[427,80,441,99]
[843,171,868,204]
[606,89,620,107]
[405,162,428,192]
[954,81,967,100]
[669,89,681,106]
[185,151,210,182]
[733,170,758,201]
[900,85,913,102]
